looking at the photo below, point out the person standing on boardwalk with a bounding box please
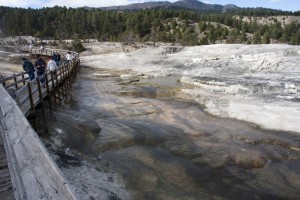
[34,55,46,83]
[56,52,61,66]
[52,51,61,67]
[47,56,58,73]
[22,57,35,81]
[66,51,72,63]
[40,45,44,52]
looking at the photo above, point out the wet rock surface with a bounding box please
[39,67,300,200]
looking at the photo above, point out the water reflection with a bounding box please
[45,71,300,200]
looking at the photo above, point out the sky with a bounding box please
[0,0,299,11]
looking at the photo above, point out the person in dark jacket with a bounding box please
[34,55,46,83]
[22,57,35,81]
[52,51,61,67]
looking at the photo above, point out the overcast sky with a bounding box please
[0,0,298,11]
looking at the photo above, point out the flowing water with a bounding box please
[42,67,300,200]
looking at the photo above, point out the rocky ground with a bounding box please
[0,45,26,77]
[39,66,300,200]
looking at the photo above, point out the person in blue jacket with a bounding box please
[52,51,61,67]
[22,57,35,81]
[34,55,46,83]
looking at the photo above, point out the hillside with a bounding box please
[235,15,300,26]
[0,3,299,46]
[100,0,236,12]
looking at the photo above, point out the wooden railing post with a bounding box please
[65,61,72,95]
[27,81,38,131]
[45,71,52,114]
[13,74,18,89]
[54,70,61,103]
[0,75,4,87]
[62,65,67,97]
[77,59,81,73]
[36,76,47,131]
[27,82,35,113]
[22,72,26,85]
[50,72,57,108]
[66,64,71,93]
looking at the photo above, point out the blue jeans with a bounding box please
[28,71,35,81]
[37,71,45,83]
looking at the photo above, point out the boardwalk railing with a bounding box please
[0,85,78,200]
[0,48,77,91]
[0,48,80,200]
[0,48,80,116]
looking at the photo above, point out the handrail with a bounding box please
[1,52,79,87]
[4,77,29,89]
[19,61,77,106]
[2,72,24,81]
[1,49,80,114]
[0,47,79,89]
[0,85,79,200]
[0,48,81,200]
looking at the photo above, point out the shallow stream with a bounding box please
[42,67,300,200]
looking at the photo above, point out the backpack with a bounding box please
[48,60,57,72]
[24,60,35,72]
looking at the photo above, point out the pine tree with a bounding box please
[252,31,261,44]
[262,30,270,44]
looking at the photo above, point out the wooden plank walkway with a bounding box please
[0,86,78,199]
[0,124,14,200]
[0,48,80,200]
[17,72,65,117]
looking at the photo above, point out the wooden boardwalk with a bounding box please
[0,48,80,200]
[0,124,14,200]
[1,48,79,117]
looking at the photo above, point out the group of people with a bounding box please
[22,51,63,83]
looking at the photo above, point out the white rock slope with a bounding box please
[81,43,300,133]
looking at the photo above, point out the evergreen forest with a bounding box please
[0,6,300,46]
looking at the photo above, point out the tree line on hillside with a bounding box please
[0,6,299,46]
